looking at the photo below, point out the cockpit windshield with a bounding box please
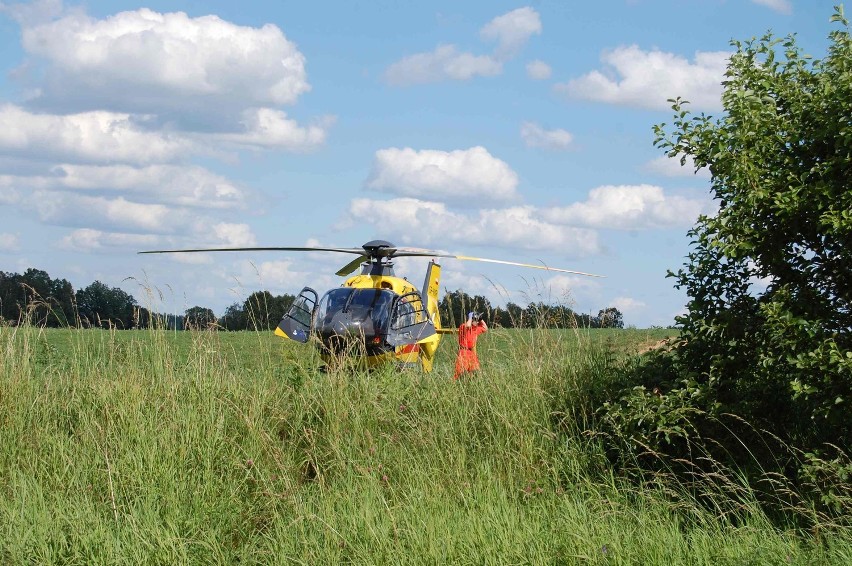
[315,287,396,336]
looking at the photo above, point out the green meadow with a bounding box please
[1,325,849,564]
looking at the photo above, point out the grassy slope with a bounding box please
[1,325,849,564]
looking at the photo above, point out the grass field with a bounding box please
[1,324,849,564]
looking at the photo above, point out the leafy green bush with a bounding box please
[596,6,852,523]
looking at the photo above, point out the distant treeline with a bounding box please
[438,289,624,329]
[1,268,180,329]
[0,268,625,330]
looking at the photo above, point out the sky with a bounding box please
[0,0,836,327]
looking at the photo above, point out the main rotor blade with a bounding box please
[138,246,367,255]
[335,255,368,277]
[392,248,605,278]
[452,256,605,278]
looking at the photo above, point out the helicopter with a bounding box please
[139,240,604,372]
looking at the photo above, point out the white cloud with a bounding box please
[20,8,310,111]
[1,163,250,214]
[543,273,604,304]
[58,221,255,256]
[365,146,519,202]
[211,223,257,247]
[480,7,542,59]
[0,105,196,164]
[56,164,247,208]
[0,104,330,163]
[254,260,306,289]
[0,232,20,251]
[542,184,711,229]
[0,185,21,204]
[555,45,729,111]
[384,45,502,86]
[216,108,333,151]
[58,228,158,251]
[520,122,574,150]
[610,296,647,314]
[751,0,793,15]
[346,198,601,256]
[32,192,192,233]
[644,155,710,178]
[158,252,214,265]
[0,0,64,24]
[384,6,540,86]
[526,59,552,80]
[233,258,323,294]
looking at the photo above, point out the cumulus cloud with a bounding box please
[644,155,710,178]
[520,122,574,150]
[1,163,249,210]
[610,296,647,315]
[230,258,330,295]
[32,193,189,233]
[365,146,519,202]
[2,168,259,245]
[253,260,307,289]
[0,0,65,25]
[211,223,257,247]
[58,228,158,252]
[752,0,793,15]
[52,215,256,254]
[216,108,333,151]
[0,185,21,204]
[345,198,601,257]
[542,184,711,229]
[0,232,20,251]
[384,45,502,85]
[526,59,552,80]
[555,45,729,111]
[20,8,310,113]
[480,6,541,59]
[0,105,197,164]
[541,273,604,305]
[0,104,332,162]
[384,6,540,85]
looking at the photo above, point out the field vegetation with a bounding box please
[1,321,850,564]
[3,7,852,564]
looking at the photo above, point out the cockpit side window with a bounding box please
[391,292,427,331]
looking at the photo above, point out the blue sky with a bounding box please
[0,0,834,326]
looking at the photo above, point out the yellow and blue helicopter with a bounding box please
[140,240,603,371]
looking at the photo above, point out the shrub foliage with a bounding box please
[596,6,851,519]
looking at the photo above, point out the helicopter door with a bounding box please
[275,287,318,343]
[387,291,436,346]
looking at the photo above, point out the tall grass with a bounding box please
[0,319,849,564]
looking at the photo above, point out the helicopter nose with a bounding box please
[329,312,362,335]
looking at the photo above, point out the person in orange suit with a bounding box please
[453,311,488,380]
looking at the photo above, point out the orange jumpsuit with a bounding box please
[453,322,487,379]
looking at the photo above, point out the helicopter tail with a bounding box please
[416,260,443,371]
[421,260,441,328]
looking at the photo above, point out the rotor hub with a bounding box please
[362,240,396,259]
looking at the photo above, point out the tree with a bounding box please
[439,290,492,328]
[0,269,75,326]
[184,306,216,329]
[597,307,624,329]
[652,9,852,449]
[0,271,20,323]
[76,281,138,328]
[220,302,247,331]
[242,291,295,331]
